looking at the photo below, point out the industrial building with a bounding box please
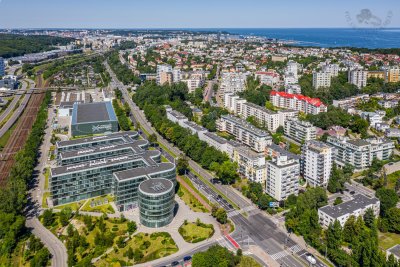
[70,101,119,137]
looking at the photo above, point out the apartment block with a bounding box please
[327,136,395,171]
[302,140,333,187]
[266,156,299,201]
[284,118,317,143]
[318,194,380,228]
[220,72,248,94]
[348,69,368,89]
[255,71,280,86]
[270,91,327,115]
[312,71,331,89]
[233,146,266,184]
[217,114,272,153]
[387,66,400,83]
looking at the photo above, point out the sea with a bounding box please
[213,28,400,49]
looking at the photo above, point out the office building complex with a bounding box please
[0,57,5,77]
[138,178,175,228]
[348,69,368,89]
[326,136,394,171]
[312,71,331,89]
[70,101,119,137]
[318,194,380,228]
[266,156,299,201]
[51,132,177,226]
[217,114,272,152]
[270,91,327,115]
[223,93,298,132]
[284,118,317,143]
[302,140,333,187]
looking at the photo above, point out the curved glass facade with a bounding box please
[138,179,175,228]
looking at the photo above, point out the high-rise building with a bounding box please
[312,71,331,89]
[0,57,5,77]
[302,140,333,187]
[266,156,299,201]
[233,146,266,184]
[156,64,173,85]
[348,69,368,89]
[322,64,339,77]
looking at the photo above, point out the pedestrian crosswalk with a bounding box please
[228,206,256,217]
[289,245,302,254]
[270,250,288,260]
[216,237,236,251]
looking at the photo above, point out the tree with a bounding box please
[276,126,284,135]
[59,207,72,227]
[176,154,189,175]
[192,245,236,267]
[258,194,272,210]
[211,161,239,185]
[30,248,50,267]
[363,208,376,228]
[386,208,400,233]
[148,133,157,145]
[127,221,137,234]
[376,188,399,216]
[126,247,134,259]
[334,197,343,206]
[42,209,54,227]
[212,207,227,224]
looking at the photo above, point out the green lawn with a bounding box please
[177,184,209,213]
[44,168,50,190]
[379,231,400,250]
[181,175,210,206]
[0,123,17,150]
[42,192,50,209]
[54,200,86,211]
[95,232,178,267]
[178,221,214,243]
[386,170,400,190]
[81,195,115,214]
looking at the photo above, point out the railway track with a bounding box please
[0,76,47,185]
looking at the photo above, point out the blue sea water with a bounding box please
[216,28,400,49]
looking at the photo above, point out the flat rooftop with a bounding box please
[72,101,117,124]
[59,139,149,160]
[138,178,174,195]
[51,150,161,176]
[319,194,379,219]
[221,114,271,138]
[114,163,175,182]
[204,132,227,145]
[56,131,138,149]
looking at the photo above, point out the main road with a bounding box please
[104,61,328,267]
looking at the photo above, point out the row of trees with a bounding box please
[133,83,239,184]
[242,181,277,212]
[239,76,273,107]
[0,92,51,265]
[112,97,131,131]
[108,51,141,85]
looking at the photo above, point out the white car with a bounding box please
[306,255,316,265]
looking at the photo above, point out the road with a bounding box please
[105,60,326,267]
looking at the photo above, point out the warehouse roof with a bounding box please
[72,101,117,124]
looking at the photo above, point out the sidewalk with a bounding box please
[177,176,212,211]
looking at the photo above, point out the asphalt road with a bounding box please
[105,60,327,267]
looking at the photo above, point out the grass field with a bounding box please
[0,122,17,150]
[178,221,214,243]
[54,200,86,211]
[178,183,208,213]
[386,170,400,190]
[379,231,400,250]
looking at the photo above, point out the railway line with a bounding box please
[0,76,46,185]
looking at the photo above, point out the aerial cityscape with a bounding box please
[0,1,400,267]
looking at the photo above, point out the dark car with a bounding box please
[350,191,355,195]
[183,256,192,261]
[171,261,180,266]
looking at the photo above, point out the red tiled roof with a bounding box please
[270,91,326,107]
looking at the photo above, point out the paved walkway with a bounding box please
[123,197,223,267]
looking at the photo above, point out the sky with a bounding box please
[0,0,399,29]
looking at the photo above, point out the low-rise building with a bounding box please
[327,136,395,171]
[318,194,380,228]
[266,156,299,201]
